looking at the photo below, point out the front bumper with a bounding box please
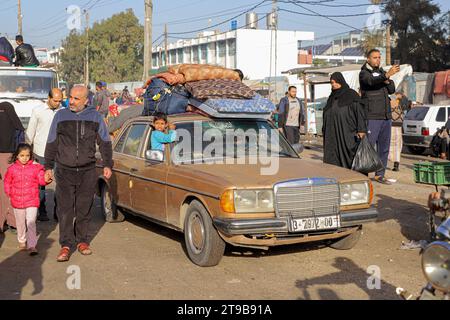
[213,208,378,235]
[403,134,433,148]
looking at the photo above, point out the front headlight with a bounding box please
[422,241,450,292]
[340,182,371,206]
[234,189,274,213]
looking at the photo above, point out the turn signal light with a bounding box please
[220,190,235,213]
[368,181,374,205]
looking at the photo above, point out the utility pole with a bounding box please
[164,23,168,67]
[18,0,22,35]
[143,0,153,81]
[84,10,90,87]
[386,21,391,66]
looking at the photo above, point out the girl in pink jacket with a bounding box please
[4,144,48,255]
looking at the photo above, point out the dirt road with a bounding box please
[0,148,441,300]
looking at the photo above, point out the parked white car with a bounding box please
[403,105,450,154]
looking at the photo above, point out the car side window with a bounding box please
[436,107,446,122]
[114,127,130,153]
[122,124,148,157]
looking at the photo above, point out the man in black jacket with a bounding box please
[278,86,306,145]
[360,49,399,185]
[14,35,39,67]
[45,86,113,262]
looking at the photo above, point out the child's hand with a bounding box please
[169,123,176,130]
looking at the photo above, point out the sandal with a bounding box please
[77,243,92,256]
[19,242,27,251]
[57,247,71,262]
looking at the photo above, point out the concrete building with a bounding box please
[152,28,315,80]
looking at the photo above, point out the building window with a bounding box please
[192,46,199,63]
[170,50,177,64]
[218,41,226,58]
[177,49,183,64]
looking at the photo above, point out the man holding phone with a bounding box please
[360,49,400,185]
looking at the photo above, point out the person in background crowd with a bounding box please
[87,85,95,106]
[0,102,25,232]
[0,37,15,66]
[388,92,409,172]
[61,88,69,108]
[45,86,113,262]
[94,81,110,118]
[359,48,400,185]
[121,86,132,105]
[26,88,63,221]
[278,86,306,145]
[14,35,39,67]
[323,72,367,169]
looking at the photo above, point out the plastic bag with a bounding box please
[351,137,384,174]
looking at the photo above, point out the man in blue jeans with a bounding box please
[360,49,400,185]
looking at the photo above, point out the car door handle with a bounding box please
[130,168,138,173]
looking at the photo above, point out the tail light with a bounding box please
[422,127,430,136]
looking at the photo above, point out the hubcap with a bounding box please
[188,211,205,255]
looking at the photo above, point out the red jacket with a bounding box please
[4,160,47,209]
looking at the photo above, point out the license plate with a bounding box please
[290,215,340,232]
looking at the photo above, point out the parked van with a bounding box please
[403,105,450,154]
[0,66,59,129]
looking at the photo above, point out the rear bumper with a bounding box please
[403,134,433,148]
[213,208,378,236]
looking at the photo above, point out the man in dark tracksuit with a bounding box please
[44,86,113,262]
[360,49,399,185]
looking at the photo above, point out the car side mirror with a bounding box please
[292,143,304,155]
[145,150,164,162]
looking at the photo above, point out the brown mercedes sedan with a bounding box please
[96,114,378,267]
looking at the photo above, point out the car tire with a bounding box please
[329,228,362,250]
[101,183,125,223]
[407,146,426,155]
[184,200,226,267]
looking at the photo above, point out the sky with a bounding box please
[0,0,448,48]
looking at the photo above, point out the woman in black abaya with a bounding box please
[323,72,367,169]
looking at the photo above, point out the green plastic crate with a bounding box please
[414,161,450,185]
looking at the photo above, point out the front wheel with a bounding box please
[329,228,362,250]
[101,183,125,223]
[184,200,226,267]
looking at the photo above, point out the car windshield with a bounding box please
[0,70,57,99]
[405,107,429,121]
[170,119,299,165]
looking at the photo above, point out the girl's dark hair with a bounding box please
[9,143,33,164]
[153,112,167,123]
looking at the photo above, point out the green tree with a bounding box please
[60,9,144,85]
[60,31,85,85]
[383,0,449,72]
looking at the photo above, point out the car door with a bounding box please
[113,123,149,210]
[130,126,169,223]
[432,107,447,135]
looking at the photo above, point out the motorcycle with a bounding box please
[397,191,450,300]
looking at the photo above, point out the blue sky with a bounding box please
[0,0,448,48]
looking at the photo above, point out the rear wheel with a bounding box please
[101,183,125,223]
[329,228,362,250]
[407,146,426,155]
[184,200,225,267]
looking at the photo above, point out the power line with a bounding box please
[167,0,268,35]
[288,1,363,31]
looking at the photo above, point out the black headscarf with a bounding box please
[324,72,360,111]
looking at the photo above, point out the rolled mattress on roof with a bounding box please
[190,94,276,119]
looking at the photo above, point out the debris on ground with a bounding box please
[400,240,428,250]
